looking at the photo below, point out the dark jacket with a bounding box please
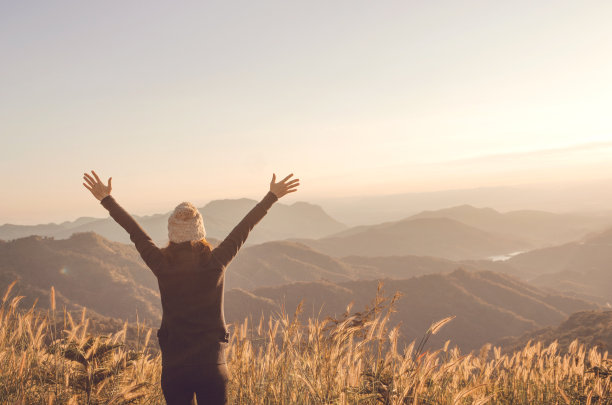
[100,191,278,367]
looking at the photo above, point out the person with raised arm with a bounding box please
[83,170,299,405]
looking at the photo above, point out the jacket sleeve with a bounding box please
[100,195,165,275]
[211,191,278,269]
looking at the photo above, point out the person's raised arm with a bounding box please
[211,173,300,269]
[83,170,164,275]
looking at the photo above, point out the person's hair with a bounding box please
[160,238,212,263]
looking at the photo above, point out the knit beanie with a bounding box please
[168,202,206,243]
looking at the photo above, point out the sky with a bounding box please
[1,1,611,224]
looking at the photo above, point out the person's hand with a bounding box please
[83,170,112,201]
[270,173,299,198]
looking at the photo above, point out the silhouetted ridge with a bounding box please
[294,217,530,260]
[507,226,612,304]
[408,205,608,247]
[498,310,612,353]
[1,198,346,244]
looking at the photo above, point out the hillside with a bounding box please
[409,205,609,247]
[0,197,346,245]
[498,310,612,353]
[342,254,460,279]
[0,233,161,323]
[506,226,612,304]
[221,240,538,290]
[225,241,469,290]
[224,269,599,352]
[225,241,359,290]
[294,217,531,260]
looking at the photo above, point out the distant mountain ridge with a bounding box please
[6,202,609,261]
[315,179,612,226]
[408,205,610,247]
[294,217,532,260]
[288,204,612,261]
[505,225,612,305]
[0,197,347,245]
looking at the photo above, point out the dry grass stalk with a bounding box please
[0,282,609,404]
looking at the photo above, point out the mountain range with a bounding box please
[0,233,470,322]
[408,205,610,247]
[315,179,612,226]
[4,199,612,353]
[294,217,532,260]
[0,232,601,352]
[225,240,479,290]
[224,269,598,352]
[505,237,612,305]
[5,202,611,259]
[289,203,612,261]
[0,197,347,245]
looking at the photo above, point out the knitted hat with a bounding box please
[168,202,206,243]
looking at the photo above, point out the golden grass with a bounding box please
[0,281,610,404]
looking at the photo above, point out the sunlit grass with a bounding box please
[0,281,609,404]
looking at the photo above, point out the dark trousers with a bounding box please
[161,363,229,405]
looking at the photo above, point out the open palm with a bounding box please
[83,170,112,201]
[269,173,299,198]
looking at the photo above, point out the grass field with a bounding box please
[0,282,609,404]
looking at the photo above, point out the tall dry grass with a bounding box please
[0,281,610,404]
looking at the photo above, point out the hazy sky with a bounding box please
[1,1,611,224]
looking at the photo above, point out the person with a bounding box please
[82,170,299,405]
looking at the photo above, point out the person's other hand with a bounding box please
[269,173,299,198]
[83,170,112,201]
